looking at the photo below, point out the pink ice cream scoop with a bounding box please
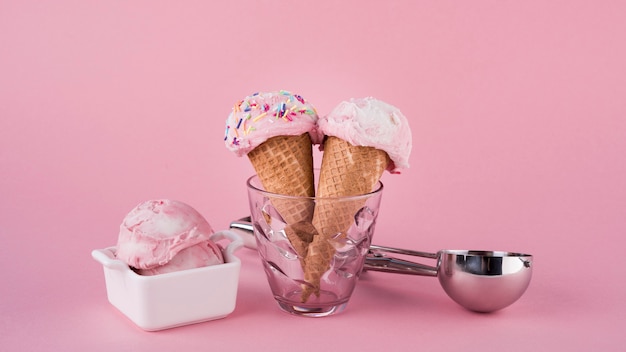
[318,97,412,173]
[224,90,322,156]
[116,199,223,273]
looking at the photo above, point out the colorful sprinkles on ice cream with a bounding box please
[224,91,320,156]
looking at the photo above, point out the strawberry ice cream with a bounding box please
[116,199,223,275]
[224,90,322,156]
[317,97,412,173]
[135,241,223,275]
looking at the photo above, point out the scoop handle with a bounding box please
[365,245,438,277]
[229,217,257,249]
[369,244,438,259]
[230,216,440,276]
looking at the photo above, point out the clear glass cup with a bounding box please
[246,172,384,317]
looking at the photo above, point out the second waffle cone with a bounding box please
[301,136,389,302]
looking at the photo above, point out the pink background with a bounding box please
[1,0,625,350]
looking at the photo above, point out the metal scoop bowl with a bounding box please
[366,245,533,312]
[230,217,533,313]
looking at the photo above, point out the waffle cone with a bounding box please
[301,136,389,301]
[284,221,316,268]
[301,232,335,302]
[247,133,316,265]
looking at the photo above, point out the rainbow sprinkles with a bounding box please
[224,91,318,153]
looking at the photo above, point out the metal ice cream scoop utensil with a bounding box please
[229,217,533,313]
[365,245,532,312]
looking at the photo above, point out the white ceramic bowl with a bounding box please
[92,230,243,331]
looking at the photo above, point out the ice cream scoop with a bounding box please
[116,199,223,272]
[365,246,532,313]
[224,90,322,156]
[318,97,412,173]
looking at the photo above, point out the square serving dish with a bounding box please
[91,231,243,331]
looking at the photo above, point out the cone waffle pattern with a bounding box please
[285,221,317,269]
[247,133,315,223]
[247,133,316,266]
[301,136,389,301]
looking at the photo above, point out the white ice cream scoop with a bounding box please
[230,217,533,313]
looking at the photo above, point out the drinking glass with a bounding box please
[246,173,384,317]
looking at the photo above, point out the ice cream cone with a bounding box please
[285,221,317,268]
[301,136,389,302]
[247,133,316,263]
[301,230,334,301]
[247,133,315,220]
